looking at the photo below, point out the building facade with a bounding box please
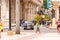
[20,0,41,21]
[0,0,41,27]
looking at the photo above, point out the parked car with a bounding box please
[23,21,34,30]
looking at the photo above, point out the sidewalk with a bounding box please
[0,25,60,40]
[0,32,60,40]
[0,32,35,40]
[17,33,60,40]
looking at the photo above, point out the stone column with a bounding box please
[52,5,59,28]
[55,6,59,21]
[15,0,20,34]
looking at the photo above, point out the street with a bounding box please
[3,25,57,33]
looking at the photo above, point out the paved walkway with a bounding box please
[16,33,60,40]
[0,25,59,40]
[0,32,60,40]
[16,33,42,40]
[0,32,35,40]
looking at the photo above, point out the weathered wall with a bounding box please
[1,0,9,28]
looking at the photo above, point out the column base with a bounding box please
[7,30,14,36]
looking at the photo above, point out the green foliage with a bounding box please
[34,14,50,23]
[43,0,51,9]
[34,15,42,22]
[43,0,47,9]
[44,14,50,21]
